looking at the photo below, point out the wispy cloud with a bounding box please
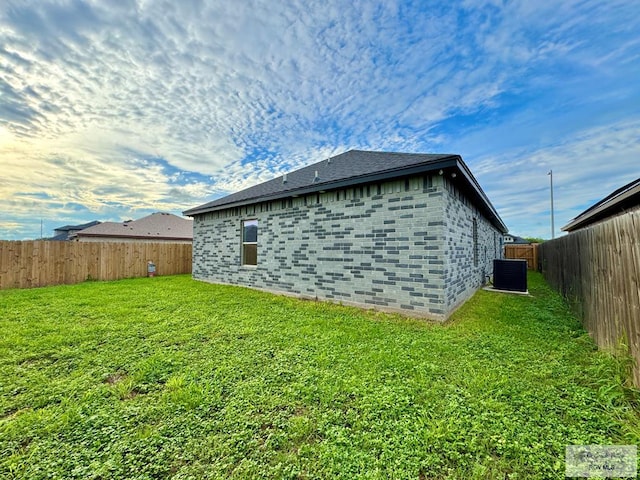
[471,119,640,238]
[0,0,638,239]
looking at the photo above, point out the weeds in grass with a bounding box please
[0,273,638,479]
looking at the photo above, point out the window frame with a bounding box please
[241,219,258,266]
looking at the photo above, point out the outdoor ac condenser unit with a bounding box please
[493,259,527,292]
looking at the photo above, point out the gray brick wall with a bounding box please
[442,177,503,313]
[192,174,502,320]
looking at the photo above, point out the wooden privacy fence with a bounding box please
[538,210,640,386]
[0,241,192,290]
[504,244,539,270]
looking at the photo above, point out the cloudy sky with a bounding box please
[1,0,638,240]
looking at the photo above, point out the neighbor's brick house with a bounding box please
[184,150,507,320]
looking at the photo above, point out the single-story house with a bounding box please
[76,212,192,243]
[503,234,530,244]
[562,177,640,232]
[49,220,101,241]
[184,150,507,320]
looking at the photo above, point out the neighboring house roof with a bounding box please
[76,212,193,240]
[562,177,640,232]
[49,220,101,241]
[55,220,101,233]
[49,232,73,241]
[184,149,507,233]
[504,234,530,244]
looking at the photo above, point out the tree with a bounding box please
[524,237,546,244]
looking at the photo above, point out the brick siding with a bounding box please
[192,174,502,320]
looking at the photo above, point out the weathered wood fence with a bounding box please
[504,244,539,270]
[538,210,640,386]
[0,241,192,290]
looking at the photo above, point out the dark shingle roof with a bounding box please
[505,234,530,244]
[562,177,640,232]
[49,220,102,241]
[48,232,73,241]
[54,220,101,232]
[184,149,507,232]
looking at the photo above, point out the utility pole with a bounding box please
[40,219,43,239]
[548,170,555,239]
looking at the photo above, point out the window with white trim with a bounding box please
[242,219,258,266]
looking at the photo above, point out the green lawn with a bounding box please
[1,273,638,479]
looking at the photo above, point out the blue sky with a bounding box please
[1,0,638,240]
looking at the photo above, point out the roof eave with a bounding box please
[183,154,507,233]
[184,156,461,216]
[451,158,508,233]
[562,184,640,232]
[76,234,192,240]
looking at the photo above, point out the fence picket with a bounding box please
[539,210,640,386]
[504,244,539,270]
[0,241,192,290]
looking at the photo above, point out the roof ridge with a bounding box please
[183,149,506,232]
[184,150,458,215]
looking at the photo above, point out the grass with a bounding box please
[0,272,638,479]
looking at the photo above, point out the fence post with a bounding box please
[538,210,640,387]
[0,241,192,290]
